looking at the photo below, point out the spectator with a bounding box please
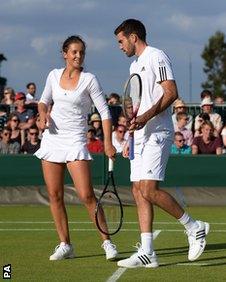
[192,121,223,155]
[171,132,191,154]
[172,99,193,130]
[0,126,20,154]
[200,89,213,100]
[221,125,226,153]
[214,96,224,105]
[194,97,223,136]
[112,124,127,153]
[117,114,129,139]
[26,82,37,103]
[108,93,122,127]
[194,113,210,137]
[14,92,35,130]
[87,126,104,153]
[174,112,193,146]
[1,87,15,113]
[21,125,40,154]
[118,114,127,127]
[89,113,104,140]
[0,104,8,131]
[7,113,25,146]
[108,93,121,105]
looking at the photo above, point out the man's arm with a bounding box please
[133,80,178,129]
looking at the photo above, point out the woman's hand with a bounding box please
[104,142,116,160]
[39,115,49,130]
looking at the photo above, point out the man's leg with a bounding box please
[139,179,184,219]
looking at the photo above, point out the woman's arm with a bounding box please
[102,119,116,160]
[38,102,48,130]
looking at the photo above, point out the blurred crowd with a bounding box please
[0,84,226,156]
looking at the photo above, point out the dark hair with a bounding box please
[8,112,20,122]
[109,93,120,100]
[198,112,210,121]
[200,90,213,100]
[62,35,86,53]
[114,19,146,42]
[174,131,184,139]
[3,126,12,133]
[26,82,36,89]
[29,125,39,131]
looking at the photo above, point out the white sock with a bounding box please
[103,240,111,243]
[178,212,199,231]
[141,233,153,255]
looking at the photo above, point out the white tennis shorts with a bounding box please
[130,132,172,182]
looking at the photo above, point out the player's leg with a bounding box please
[117,147,158,268]
[140,137,209,261]
[41,160,74,260]
[67,160,118,260]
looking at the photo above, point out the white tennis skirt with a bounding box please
[34,130,92,163]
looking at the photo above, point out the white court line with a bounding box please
[176,262,226,266]
[1,221,226,225]
[106,268,127,282]
[105,230,161,282]
[0,228,226,232]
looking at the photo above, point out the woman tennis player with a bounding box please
[35,35,118,261]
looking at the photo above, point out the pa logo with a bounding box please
[3,264,11,279]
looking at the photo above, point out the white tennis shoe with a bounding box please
[117,243,158,268]
[101,240,118,260]
[49,242,75,260]
[186,220,210,261]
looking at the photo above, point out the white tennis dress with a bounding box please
[35,68,110,163]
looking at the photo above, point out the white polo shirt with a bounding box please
[130,46,175,145]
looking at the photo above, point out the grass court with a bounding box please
[1,205,226,281]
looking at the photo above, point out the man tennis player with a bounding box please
[114,19,209,268]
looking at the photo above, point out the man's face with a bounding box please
[2,130,11,143]
[15,98,25,107]
[174,135,185,149]
[202,105,212,114]
[29,129,39,141]
[116,31,135,57]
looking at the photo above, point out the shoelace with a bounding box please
[131,242,143,255]
[102,242,116,250]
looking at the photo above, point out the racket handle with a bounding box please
[108,158,114,172]
[129,135,134,160]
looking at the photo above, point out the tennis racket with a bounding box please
[122,73,142,160]
[95,158,123,236]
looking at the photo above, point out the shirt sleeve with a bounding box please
[88,76,111,120]
[39,71,53,106]
[151,50,174,83]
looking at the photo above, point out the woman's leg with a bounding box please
[67,160,109,241]
[42,160,70,243]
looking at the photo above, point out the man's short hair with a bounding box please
[114,19,146,42]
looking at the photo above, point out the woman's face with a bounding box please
[63,42,85,69]
[201,124,213,138]
[10,116,19,128]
